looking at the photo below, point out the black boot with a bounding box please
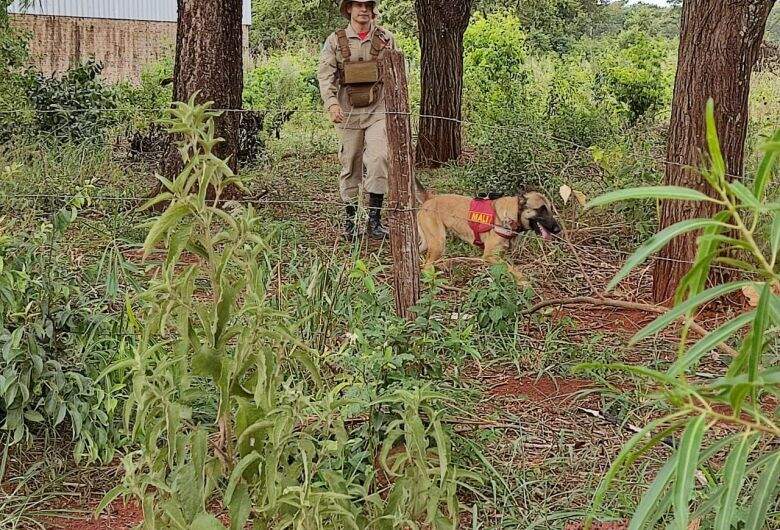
[344,203,358,241]
[367,193,389,239]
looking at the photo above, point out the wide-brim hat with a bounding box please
[339,0,380,20]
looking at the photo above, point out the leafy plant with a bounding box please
[106,98,474,529]
[0,190,129,463]
[464,263,533,334]
[0,0,32,141]
[581,100,780,529]
[597,30,672,122]
[23,59,118,141]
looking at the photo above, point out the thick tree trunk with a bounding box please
[160,0,244,200]
[653,0,774,303]
[414,0,472,168]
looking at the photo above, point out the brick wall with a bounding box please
[11,14,252,84]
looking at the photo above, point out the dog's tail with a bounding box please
[415,176,433,205]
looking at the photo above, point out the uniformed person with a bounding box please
[317,0,396,240]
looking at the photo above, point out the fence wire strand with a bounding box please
[1,106,769,279]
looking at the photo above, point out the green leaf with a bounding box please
[138,191,174,212]
[705,99,726,181]
[23,410,44,423]
[607,219,729,291]
[228,483,251,530]
[753,128,780,201]
[631,281,753,345]
[771,212,780,264]
[142,201,191,258]
[744,451,780,530]
[729,181,761,210]
[747,283,771,390]
[629,456,677,530]
[225,452,261,505]
[673,415,707,530]
[191,512,227,530]
[166,223,193,269]
[432,418,449,485]
[214,281,243,345]
[586,186,714,210]
[96,485,125,517]
[668,311,755,377]
[576,362,688,391]
[192,348,222,381]
[714,433,758,530]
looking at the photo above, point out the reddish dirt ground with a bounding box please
[488,374,596,409]
[44,500,142,530]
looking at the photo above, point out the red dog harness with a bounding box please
[467,198,516,248]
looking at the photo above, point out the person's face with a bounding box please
[348,2,375,24]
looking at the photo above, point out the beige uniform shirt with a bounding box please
[318,24,396,130]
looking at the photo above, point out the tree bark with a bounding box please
[160,0,244,200]
[414,0,472,168]
[653,0,775,304]
[382,50,421,319]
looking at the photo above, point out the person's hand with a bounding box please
[328,104,344,124]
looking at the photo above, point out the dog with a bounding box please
[415,187,562,281]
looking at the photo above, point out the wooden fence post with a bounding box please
[381,49,420,319]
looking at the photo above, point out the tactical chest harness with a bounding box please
[467,195,526,248]
[336,28,387,108]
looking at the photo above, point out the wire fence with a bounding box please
[0,105,770,290]
[0,105,758,181]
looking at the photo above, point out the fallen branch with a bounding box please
[522,296,740,357]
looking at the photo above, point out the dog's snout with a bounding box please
[552,224,562,234]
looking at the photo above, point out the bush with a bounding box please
[0,193,129,463]
[243,50,320,134]
[106,101,478,528]
[463,12,529,124]
[115,57,173,133]
[596,30,673,122]
[548,52,625,145]
[0,10,32,141]
[244,51,319,110]
[23,59,119,141]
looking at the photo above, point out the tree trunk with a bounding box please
[160,0,244,200]
[653,0,774,304]
[414,0,472,168]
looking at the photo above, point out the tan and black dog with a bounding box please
[416,188,562,281]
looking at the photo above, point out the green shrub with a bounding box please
[243,50,320,134]
[250,0,341,52]
[115,57,173,133]
[23,59,119,141]
[0,192,129,463]
[463,12,529,124]
[597,30,673,122]
[244,51,318,109]
[105,100,477,528]
[464,264,533,334]
[548,53,625,146]
[0,8,32,141]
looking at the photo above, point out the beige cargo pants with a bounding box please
[337,118,389,202]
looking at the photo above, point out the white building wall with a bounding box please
[8,0,252,25]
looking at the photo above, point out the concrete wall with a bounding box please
[11,14,251,84]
